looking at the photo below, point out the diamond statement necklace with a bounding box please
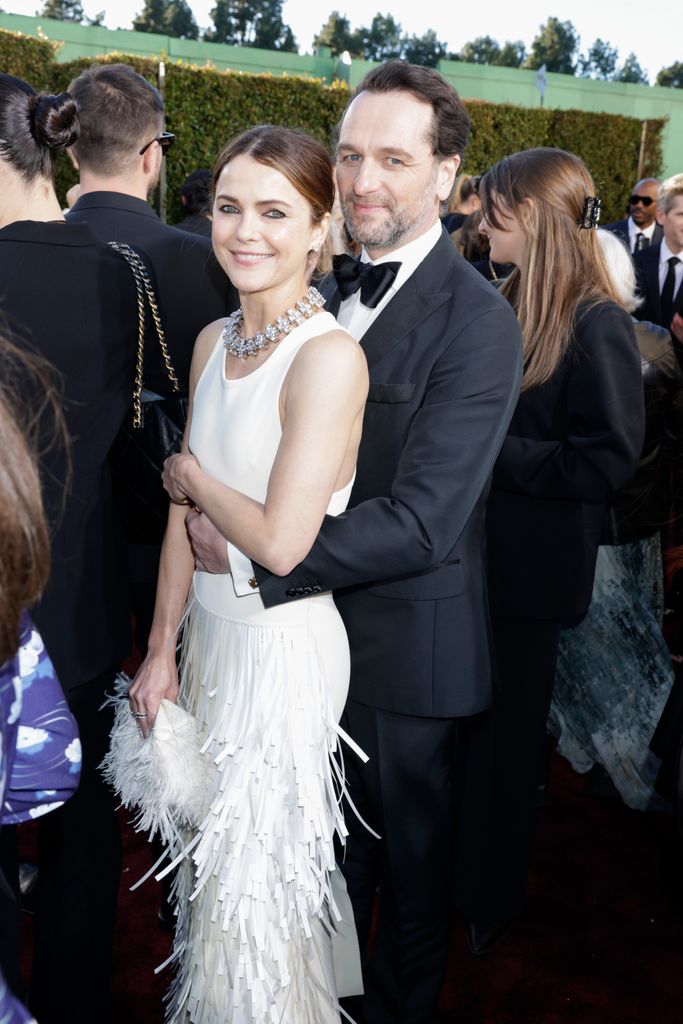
[222,285,326,360]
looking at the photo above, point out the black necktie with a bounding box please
[332,254,401,309]
[634,232,646,253]
[661,255,681,328]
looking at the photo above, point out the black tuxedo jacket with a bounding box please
[255,229,523,718]
[634,242,683,329]
[0,220,136,691]
[486,300,644,622]
[67,192,236,392]
[604,218,662,252]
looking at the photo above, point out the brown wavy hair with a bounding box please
[0,334,66,665]
[479,148,619,391]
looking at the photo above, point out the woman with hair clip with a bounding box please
[125,125,368,1023]
[455,148,645,954]
[0,72,136,1022]
[0,335,80,1024]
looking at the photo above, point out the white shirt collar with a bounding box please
[627,216,655,242]
[661,237,683,264]
[359,219,442,292]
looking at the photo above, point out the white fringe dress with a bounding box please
[165,312,362,1023]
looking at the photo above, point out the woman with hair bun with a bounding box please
[0,72,136,1023]
[455,148,645,952]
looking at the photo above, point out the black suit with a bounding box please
[67,191,237,653]
[0,219,137,1023]
[255,229,524,1021]
[455,300,645,925]
[634,242,683,332]
[604,217,662,253]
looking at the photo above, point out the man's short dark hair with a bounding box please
[181,168,212,216]
[68,63,164,176]
[347,59,471,161]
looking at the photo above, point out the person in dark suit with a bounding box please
[0,73,136,1023]
[634,173,683,348]
[604,177,662,254]
[64,63,237,654]
[185,61,523,1023]
[175,167,213,237]
[455,148,645,956]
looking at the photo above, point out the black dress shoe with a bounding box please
[466,919,511,956]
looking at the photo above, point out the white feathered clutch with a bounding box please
[101,673,211,848]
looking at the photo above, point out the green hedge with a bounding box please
[2,31,666,224]
[0,27,56,88]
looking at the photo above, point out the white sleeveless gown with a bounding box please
[166,312,361,1023]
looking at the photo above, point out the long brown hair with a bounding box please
[0,334,66,665]
[479,148,619,391]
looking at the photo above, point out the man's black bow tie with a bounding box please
[332,254,401,309]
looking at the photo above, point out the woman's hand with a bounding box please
[128,649,179,739]
[162,452,200,505]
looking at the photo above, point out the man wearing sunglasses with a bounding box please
[604,177,662,254]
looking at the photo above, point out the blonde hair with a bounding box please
[480,148,619,391]
[596,229,641,314]
[658,173,683,216]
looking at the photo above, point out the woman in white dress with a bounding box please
[128,126,368,1023]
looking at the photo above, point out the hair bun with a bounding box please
[29,91,80,150]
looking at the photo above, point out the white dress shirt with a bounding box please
[228,219,444,596]
[628,216,656,252]
[658,237,683,299]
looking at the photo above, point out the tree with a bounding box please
[312,11,355,56]
[132,0,168,34]
[525,17,580,75]
[354,13,402,62]
[165,0,198,38]
[495,40,526,68]
[616,53,648,85]
[656,61,683,88]
[204,0,296,51]
[38,0,84,20]
[402,29,447,68]
[579,38,618,79]
[458,35,500,65]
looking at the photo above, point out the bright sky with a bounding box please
[6,0,681,83]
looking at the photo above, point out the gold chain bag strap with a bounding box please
[107,242,189,544]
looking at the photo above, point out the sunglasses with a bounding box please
[628,195,654,207]
[139,131,176,157]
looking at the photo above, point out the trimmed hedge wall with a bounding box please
[2,29,666,225]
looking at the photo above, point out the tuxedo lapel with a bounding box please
[643,246,662,321]
[319,275,342,316]
[359,232,454,370]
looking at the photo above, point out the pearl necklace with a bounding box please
[222,286,326,359]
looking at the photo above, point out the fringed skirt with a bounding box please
[163,574,363,1023]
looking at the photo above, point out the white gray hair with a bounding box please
[596,228,641,314]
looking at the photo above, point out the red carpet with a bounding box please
[20,752,683,1022]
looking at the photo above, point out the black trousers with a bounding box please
[28,669,122,1024]
[454,616,562,924]
[340,699,461,1024]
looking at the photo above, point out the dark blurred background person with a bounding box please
[0,335,81,1023]
[550,228,683,810]
[0,71,137,1024]
[175,167,212,236]
[65,63,238,658]
[603,177,662,254]
[442,172,481,233]
[454,148,644,957]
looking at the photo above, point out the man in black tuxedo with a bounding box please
[65,63,237,651]
[634,173,683,348]
[187,61,523,1022]
[604,177,662,254]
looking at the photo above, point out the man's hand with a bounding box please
[671,312,683,346]
[185,507,230,574]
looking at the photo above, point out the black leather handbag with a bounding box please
[107,243,188,545]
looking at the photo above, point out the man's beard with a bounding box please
[340,178,438,252]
